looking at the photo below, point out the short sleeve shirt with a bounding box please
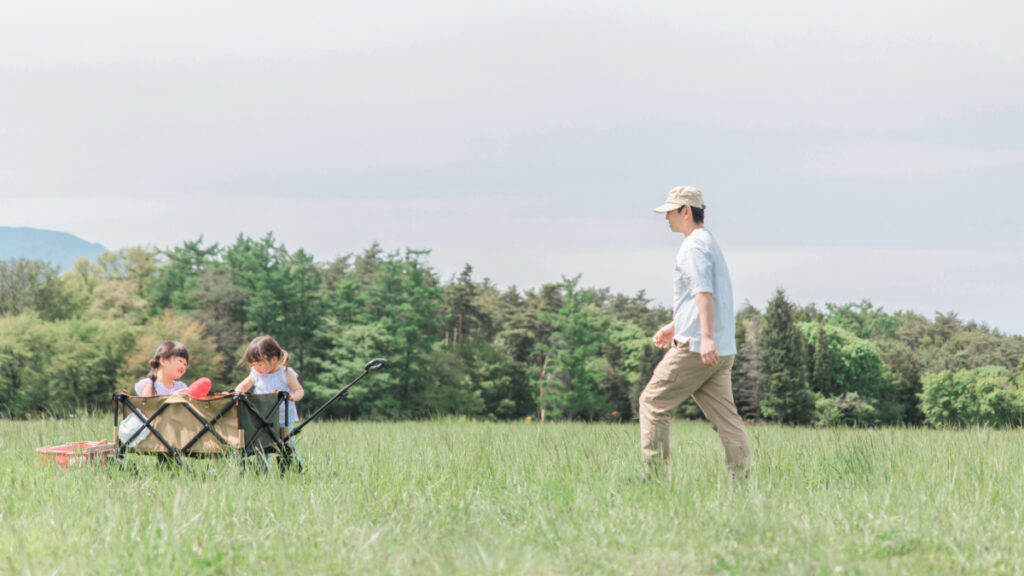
[672,228,736,356]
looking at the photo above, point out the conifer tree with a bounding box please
[444,264,480,358]
[733,306,767,419]
[760,288,815,424]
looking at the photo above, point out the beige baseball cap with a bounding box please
[653,186,705,213]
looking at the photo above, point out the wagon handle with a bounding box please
[290,358,387,438]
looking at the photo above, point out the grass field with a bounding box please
[2,416,1022,575]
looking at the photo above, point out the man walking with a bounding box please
[640,185,749,478]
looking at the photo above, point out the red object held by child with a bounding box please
[188,377,212,398]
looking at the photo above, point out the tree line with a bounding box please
[1,234,1022,426]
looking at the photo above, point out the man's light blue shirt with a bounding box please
[672,228,736,356]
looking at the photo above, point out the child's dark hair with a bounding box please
[243,335,285,366]
[147,341,189,382]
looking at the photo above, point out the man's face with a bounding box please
[665,206,687,232]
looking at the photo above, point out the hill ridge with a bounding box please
[0,226,107,271]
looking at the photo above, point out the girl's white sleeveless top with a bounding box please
[251,366,300,426]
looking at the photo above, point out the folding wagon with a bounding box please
[111,358,387,472]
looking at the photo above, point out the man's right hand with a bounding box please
[652,322,675,349]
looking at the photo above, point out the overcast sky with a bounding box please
[2,0,1023,334]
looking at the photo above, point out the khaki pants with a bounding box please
[639,341,749,478]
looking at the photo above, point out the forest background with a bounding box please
[2,234,1023,427]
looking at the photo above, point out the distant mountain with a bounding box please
[0,227,106,272]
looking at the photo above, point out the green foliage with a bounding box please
[419,344,487,418]
[539,277,614,421]
[733,304,767,419]
[919,366,1024,427]
[0,258,86,320]
[444,264,483,358]
[90,279,149,324]
[759,289,816,424]
[148,238,221,312]
[308,248,445,419]
[5,243,1024,429]
[526,277,655,422]
[826,299,897,340]
[309,320,402,419]
[0,313,135,417]
[928,325,1024,374]
[224,235,294,346]
[0,313,51,416]
[810,320,836,396]
[450,338,533,420]
[814,392,876,427]
[93,246,159,295]
[799,321,900,424]
[603,318,660,420]
[593,288,671,336]
[185,267,248,379]
[496,284,560,367]
[876,339,925,425]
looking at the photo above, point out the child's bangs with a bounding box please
[244,336,283,364]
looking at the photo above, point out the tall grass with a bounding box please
[2,416,1022,575]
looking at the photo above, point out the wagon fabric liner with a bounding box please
[112,392,292,457]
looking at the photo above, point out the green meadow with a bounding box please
[2,417,1022,575]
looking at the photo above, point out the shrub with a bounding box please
[920,366,1024,427]
[815,392,876,427]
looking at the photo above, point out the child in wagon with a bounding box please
[135,341,191,397]
[232,335,305,468]
[121,340,192,447]
[232,335,305,427]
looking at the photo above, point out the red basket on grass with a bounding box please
[37,440,117,469]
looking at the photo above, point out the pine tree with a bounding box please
[149,238,221,312]
[733,307,767,419]
[760,288,815,424]
[444,264,480,358]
